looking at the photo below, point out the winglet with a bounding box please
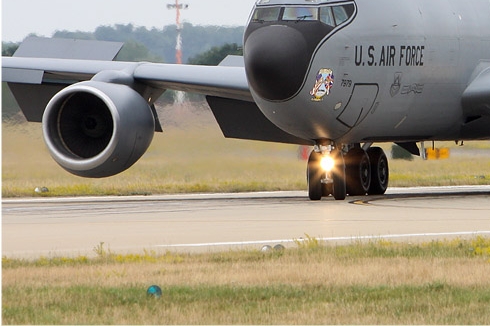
[218,55,245,67]
[13,37,123,61]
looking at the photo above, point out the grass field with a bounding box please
[2,105,306,197]
[3,237,490,324]
[2,103,490,197]
[3,104,490,324]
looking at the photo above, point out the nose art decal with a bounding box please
[310,68,335,101]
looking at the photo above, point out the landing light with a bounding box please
[320,155,335,171]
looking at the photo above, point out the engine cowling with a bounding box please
[42,81,155,178]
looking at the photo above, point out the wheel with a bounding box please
[307,150,323,200]
[345,147,371,196]
[367,147,389,195]
[331,149,346,200]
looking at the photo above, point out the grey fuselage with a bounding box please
[243,0,490,144]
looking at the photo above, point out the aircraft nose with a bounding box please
[244,25,310,102]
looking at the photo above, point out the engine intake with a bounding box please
[42,81,155,178]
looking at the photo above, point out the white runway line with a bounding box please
[156,231,490,249]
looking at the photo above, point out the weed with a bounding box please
[469,235,490,257]
[93,242,110,258]
[293,233,321,250]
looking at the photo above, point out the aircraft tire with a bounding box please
[367,147,389,195]
[307,150,323,200]
[345,147,371,196]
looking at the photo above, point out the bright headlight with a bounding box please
[320,155,335,171]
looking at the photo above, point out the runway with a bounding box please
[3,186,490,258]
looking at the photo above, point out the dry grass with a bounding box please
[2,102,490,197]
[3,238,490,324]
[2,104,306,197]
[390,155,490,186]
[4,253,488,289]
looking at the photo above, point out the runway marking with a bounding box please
[156,231,490,249]
[351,200,371,206]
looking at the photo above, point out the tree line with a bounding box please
[2,23,244,64]
[2,23,245,119]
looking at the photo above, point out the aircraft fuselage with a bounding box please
[244,0,490,144]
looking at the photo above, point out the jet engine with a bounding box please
[42,81,155,178]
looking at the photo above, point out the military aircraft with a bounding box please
[3,0,490,200]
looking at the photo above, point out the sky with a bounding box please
[2,0,258,42]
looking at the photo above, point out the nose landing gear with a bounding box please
[307,144,389,200]
[307,147,346,200]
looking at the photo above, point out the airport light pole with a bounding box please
[167,0,189,103]
[167,0,188,64]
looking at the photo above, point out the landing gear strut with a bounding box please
[307,144,389,200]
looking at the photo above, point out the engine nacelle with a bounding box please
[42,81,155,178]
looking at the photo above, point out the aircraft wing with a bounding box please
[2,57,252,110]
[2,37,309,145]
[4,57,251,100]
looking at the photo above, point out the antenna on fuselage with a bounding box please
[167,0,189,103]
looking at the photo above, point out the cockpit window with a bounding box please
[252,6,281,22]
[319,7,334,26]
[283,7,318,21]
[332,5,351,25]
[252,3,355,27]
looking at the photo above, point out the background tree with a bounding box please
[54,23,244,64]
[188,43,242,65]
[115,39,164,62]
[2,42,19,56]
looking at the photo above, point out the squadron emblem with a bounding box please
[310,68,334,101]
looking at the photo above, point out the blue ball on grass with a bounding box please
[147,285,162,298]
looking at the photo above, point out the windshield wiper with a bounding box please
[296,15,313,21]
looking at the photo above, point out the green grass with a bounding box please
[3,237,490,324]
[3,283,490,324]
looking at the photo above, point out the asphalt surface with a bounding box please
[2,186,490,258]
